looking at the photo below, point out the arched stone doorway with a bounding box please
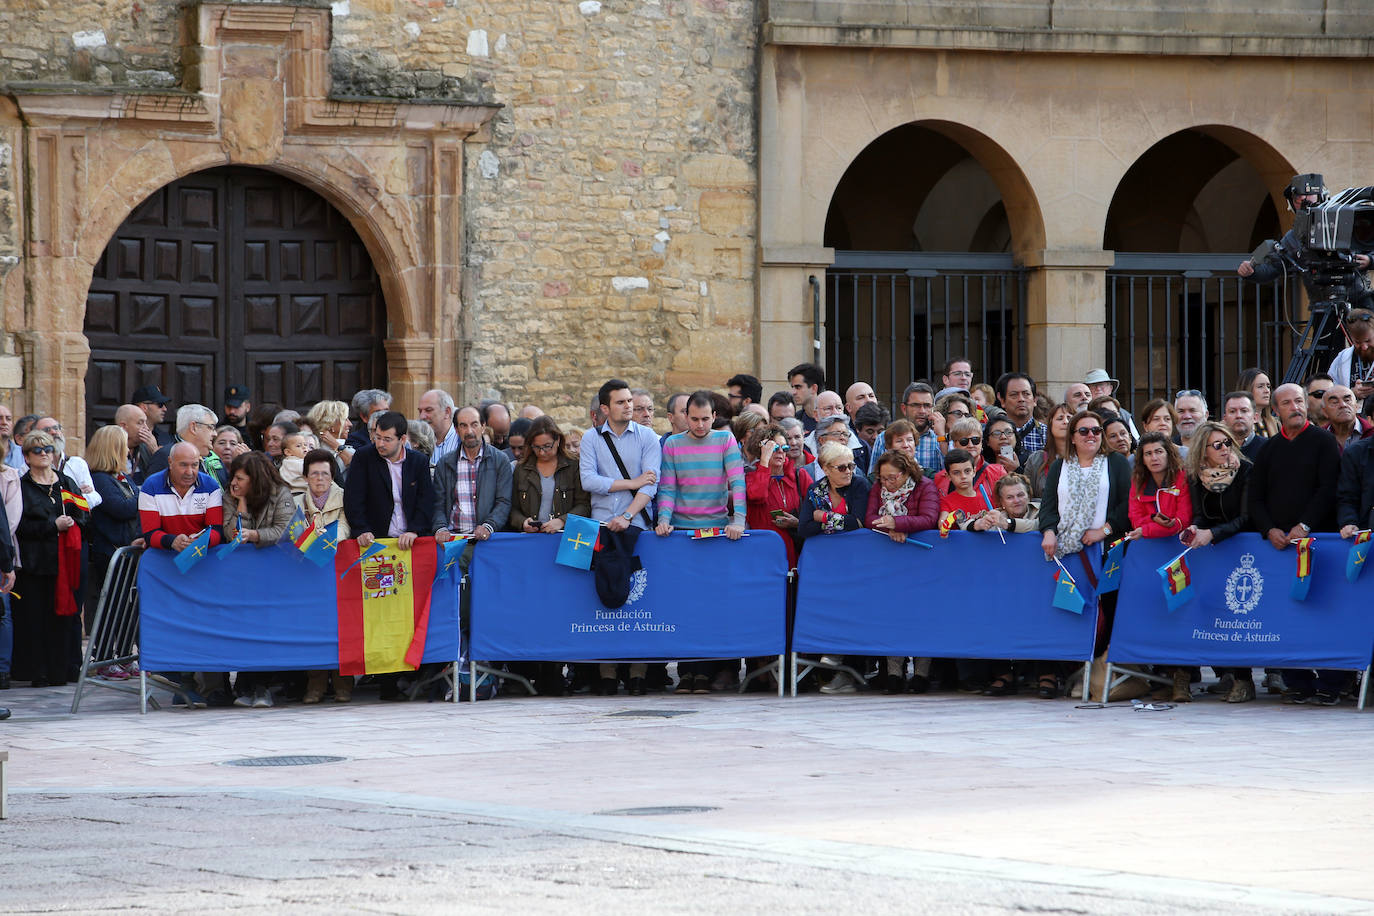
[821,122,1039,408]
[1103,127,1297,409]
[83,167,387,437]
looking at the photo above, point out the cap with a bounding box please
[131,385,170,406]
[934,386,969,401]
[224,384,250,407]
[1084,368,1119,389]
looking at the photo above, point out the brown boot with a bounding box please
[1171,668,1192,703]
[303,671,328,705]
[1225,677,1256,704]
[332,672,353,703]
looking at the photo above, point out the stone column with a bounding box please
[383,338,438,418]
[758,246,833,392]
[1021,249,1114,397]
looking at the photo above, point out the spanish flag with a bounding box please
[938,511,957,538]
[61,488,90,512]
[335,537,438,675]
[1291,536,1315,600]
[1157,552,1193,612]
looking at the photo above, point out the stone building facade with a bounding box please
[2,0,1374,443]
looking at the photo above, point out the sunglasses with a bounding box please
[1309,389,1327,400]
[1207,440,1232,451]
[829,462,856,472]
[1074,427,1103,437]
[26,445,55,455]
[1174,389,1203,400]
[956,436,981,446]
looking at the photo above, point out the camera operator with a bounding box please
[1236,173,1374,310]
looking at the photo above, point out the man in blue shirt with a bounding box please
[580,378,661,532]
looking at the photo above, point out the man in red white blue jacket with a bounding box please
[139,442,223,552]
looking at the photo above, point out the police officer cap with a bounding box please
[1285,173,1325,202]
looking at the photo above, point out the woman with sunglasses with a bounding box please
[12,430,89,688]
[744,423,810,568]
[931,417,1006,501]
[1039,411,1132,693]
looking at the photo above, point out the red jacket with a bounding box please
[864,477,940,532]
[1128,469,1193,538]
[745,460,812,566]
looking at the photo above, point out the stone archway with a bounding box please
[3,2,498,448]
[83,166,389,438]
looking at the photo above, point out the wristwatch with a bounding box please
[1102,523,1112,537]
[622,511,634,522]
[1299,522,1311,533]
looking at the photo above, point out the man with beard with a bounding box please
[35,418,101,509]
[432,404,512,545]
[1320,385,1373,452]
[221,385,253,447]
[869,381,944,475]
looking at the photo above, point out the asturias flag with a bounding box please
[1346,530,1371,583]
[1051,568,1085,614]
[335,537,438,675]
[1100,537,1127,594]
[1291,536,1315,600]
[173,528,214,575]
[302,521,340,568]
[555,515,600,570]
[1157,551,1193,612]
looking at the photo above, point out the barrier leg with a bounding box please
[1080,661,1090,703]
[0,750,8,820]
[469,661,477,704]
[450,661,458,703]
[1100,663,1113,703]
[777,654,784,698]
[139,670,147,716]
[1360,665,1371,712]
[789,652,797,697]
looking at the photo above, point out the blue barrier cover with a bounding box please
[139,545,462,671]
[1109,533,1374,670]
[468,529,789,660]
[792,530,1100,660]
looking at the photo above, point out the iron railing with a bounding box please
[1106,254,1299,414]
[826,252,1026,414]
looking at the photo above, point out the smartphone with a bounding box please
[999,445,1015,459]
[770,509,785,519]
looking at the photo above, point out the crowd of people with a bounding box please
[1,325,1372,714]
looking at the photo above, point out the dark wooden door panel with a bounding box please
[84,166,386,439]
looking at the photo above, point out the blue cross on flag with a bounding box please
[555,515,600,570]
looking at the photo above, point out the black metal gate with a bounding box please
[1106,254,1298,413]
[826,253,1027,413]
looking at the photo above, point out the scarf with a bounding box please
[810,477,849,534]
[1055,456,1107,559]
[878,477,916,519]
[1198,457,1238,493]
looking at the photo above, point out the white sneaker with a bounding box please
[818,655,842,667]
[233,693,253,708]
[252,686,273,708]
[820,672,857,695]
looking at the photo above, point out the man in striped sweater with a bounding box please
[139,442,224,553]
[656,390,747,694]
[655,390,746,540]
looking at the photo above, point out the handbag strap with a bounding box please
[599,429,655,529]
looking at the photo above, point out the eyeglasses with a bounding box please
[1174,389,1202,400]
[26,445,55,455]
[1207,440,1232,451]
[39,426,61,435]
[1074,427,1103,437]
[956,436,981,446]
[532,442,558,453]
[829,462,856,472]
[989,428,1015,438]
[948,369,974,379]
[195,421,216,431]
[947,410,971,419]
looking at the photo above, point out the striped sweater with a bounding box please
[657,429,746,528]
[139,470,225,550]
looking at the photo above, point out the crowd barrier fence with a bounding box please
[71,547,167,714]
[81,528,1374,713]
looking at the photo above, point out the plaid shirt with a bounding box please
[913,428,944,473]
[1015,419,1047,456]
[447,448,483,534]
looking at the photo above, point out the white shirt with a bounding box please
[58,454,103,509]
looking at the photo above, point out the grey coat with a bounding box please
[431,442,513,535]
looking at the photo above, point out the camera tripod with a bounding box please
[1283,298,1350,385]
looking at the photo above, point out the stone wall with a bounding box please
[0,0,760,427]
[327,0,760,421]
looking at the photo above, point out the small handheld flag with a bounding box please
[555,514,600,570]
[338,540,386,581]
[1346,530,1371,583]
[978,484,1005,545]
[692,527,727,539]
[870,530,934,550]
[435,536,466,581]
[938,511,956,539]
[1291,536,1315,600]
[1099,537,1127,594]
[302,521,340,568]
[283,506,311,550]
[61,489,90,512]
[1051,561,1085,615]
[1157,548,1194,612]
[173,528,213,575]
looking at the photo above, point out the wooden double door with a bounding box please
[84,166,386,437]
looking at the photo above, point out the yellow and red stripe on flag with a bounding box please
[1357,530,1373,546]
[1164,554,1191,594]
[1294,536,1315,579]
[938,511,956,538]
[61,488,90,512]
[335,537,438,676]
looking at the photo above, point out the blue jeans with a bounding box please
[0,591,11,676]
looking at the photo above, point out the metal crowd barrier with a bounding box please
[71,546,163,714]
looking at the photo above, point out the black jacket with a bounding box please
[1337,435,1374,531]
[1189,462,1252,544]
[343,445,436,539]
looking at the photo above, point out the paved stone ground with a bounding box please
[1,672,1372,913]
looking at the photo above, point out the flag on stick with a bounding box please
[1157,548,1194,612]
[1346,529,1371,583]
[1291,536,1315,600]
